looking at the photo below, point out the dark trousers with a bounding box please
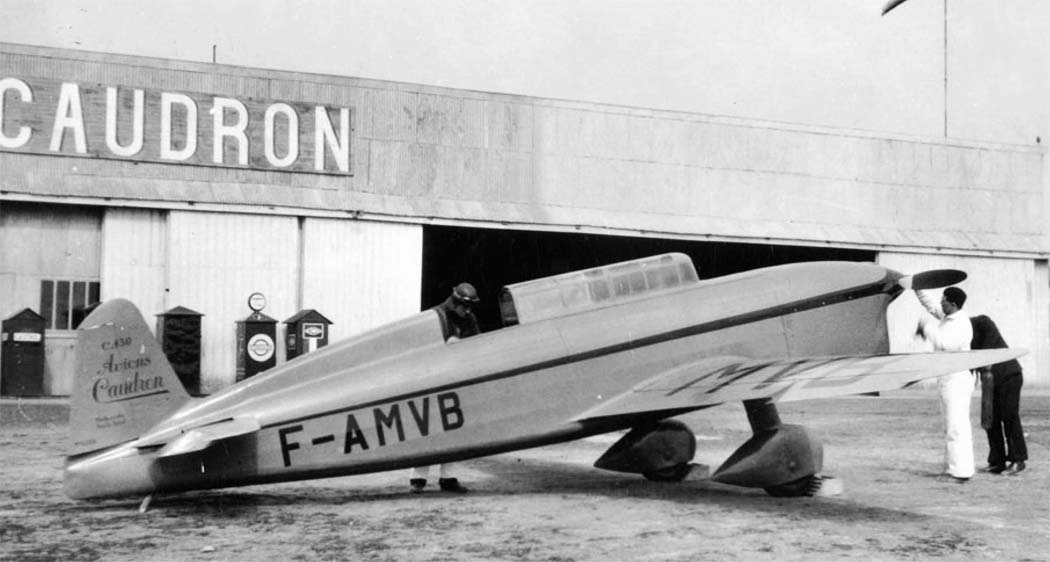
[985,373,1027,466]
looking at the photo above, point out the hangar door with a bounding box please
[0,202,103,395]
[421,225,876,333]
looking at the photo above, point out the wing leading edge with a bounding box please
[574,348,1025,422]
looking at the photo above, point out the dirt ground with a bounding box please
[1,390,1047,562]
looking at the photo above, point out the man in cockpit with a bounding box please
[433,282,481,342]
[409,282,481,493]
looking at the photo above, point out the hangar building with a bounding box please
[1,42,1046,394]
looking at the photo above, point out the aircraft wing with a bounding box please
[149,417,261,458]
[574,348,1025,421]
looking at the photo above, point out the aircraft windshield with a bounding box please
[500,253,698,326]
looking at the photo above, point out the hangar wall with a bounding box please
[300,217,422,342]
[0,203,101,394]
[98,208,421,393]
[0,42,1043,257]
[1,43,1047,391]
[881,252,1049,387]
[101,208,169,317]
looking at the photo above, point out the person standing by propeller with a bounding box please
[914,286,975,483]
[970,314,1027,475]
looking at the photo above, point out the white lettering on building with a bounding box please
[0,76,352,174]
[315,107,350,172]
[50,82,87,153]
[160,92,198,161]
[105,87,145,156]
[210,97,249,165]
[0,78,32,149]
[264,103,299,167]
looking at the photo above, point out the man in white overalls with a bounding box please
[915,286,975,482]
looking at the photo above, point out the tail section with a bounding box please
[69,299,191,455]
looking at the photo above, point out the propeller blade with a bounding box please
[899,269,967,291]
[882,0,910,16]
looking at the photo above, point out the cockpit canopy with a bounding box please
[499,253,699,326]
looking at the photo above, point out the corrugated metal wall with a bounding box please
[2,43,1044,258]
[880,252,1049,387]
[166,211,299,393]
[0,203,101,302]
[0,202,102,394]
[100,208,168,315]
[94,210,423,394]
[301,218,422,341]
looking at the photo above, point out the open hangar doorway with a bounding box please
[421,225,876,333]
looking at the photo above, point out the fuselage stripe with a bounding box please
[261,279,893,430]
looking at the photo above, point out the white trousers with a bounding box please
[938,371,975,478]
[411,464,458,480]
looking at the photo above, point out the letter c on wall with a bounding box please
[0,78,32,148]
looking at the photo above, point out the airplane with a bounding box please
[65,253,1024,507]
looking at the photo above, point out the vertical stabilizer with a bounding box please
[69,299,191,455]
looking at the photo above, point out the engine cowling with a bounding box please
[593,419,696,480]
[710,423,823,490]
[709,398,825,496]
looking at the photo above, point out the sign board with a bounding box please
[246,333,275,363]
[247,292,268,312]
[0,76,353,175]
[302,322,325,339]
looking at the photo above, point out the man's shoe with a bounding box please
[985,465,1007,474]
[438,478,469,493]
[410,478,427,493]
[1009,461,1026,475]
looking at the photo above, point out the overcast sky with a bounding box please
[1,0,1047,146]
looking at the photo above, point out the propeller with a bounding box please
[881,0,910,16]
[898,269,967,291]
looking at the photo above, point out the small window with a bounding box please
[589,279,611,301]
[661,265,681,287]
[645,265,681,289]
[612,271,646,296]
[560,283,589,308]
[528,287,563,317]
[40,279,101,330]
[56,281,71,330]
[499,289,519,327]
[628,271,646,291]
[679,263,698,282]
[40,280,55,327]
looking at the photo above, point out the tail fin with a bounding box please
[69,299,191,455]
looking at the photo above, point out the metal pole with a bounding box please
[943,0,948,137]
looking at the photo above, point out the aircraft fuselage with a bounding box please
[65,260,900,499]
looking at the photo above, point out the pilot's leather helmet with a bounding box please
[452,283,480,306]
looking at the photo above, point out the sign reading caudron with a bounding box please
[0,76,353,175]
